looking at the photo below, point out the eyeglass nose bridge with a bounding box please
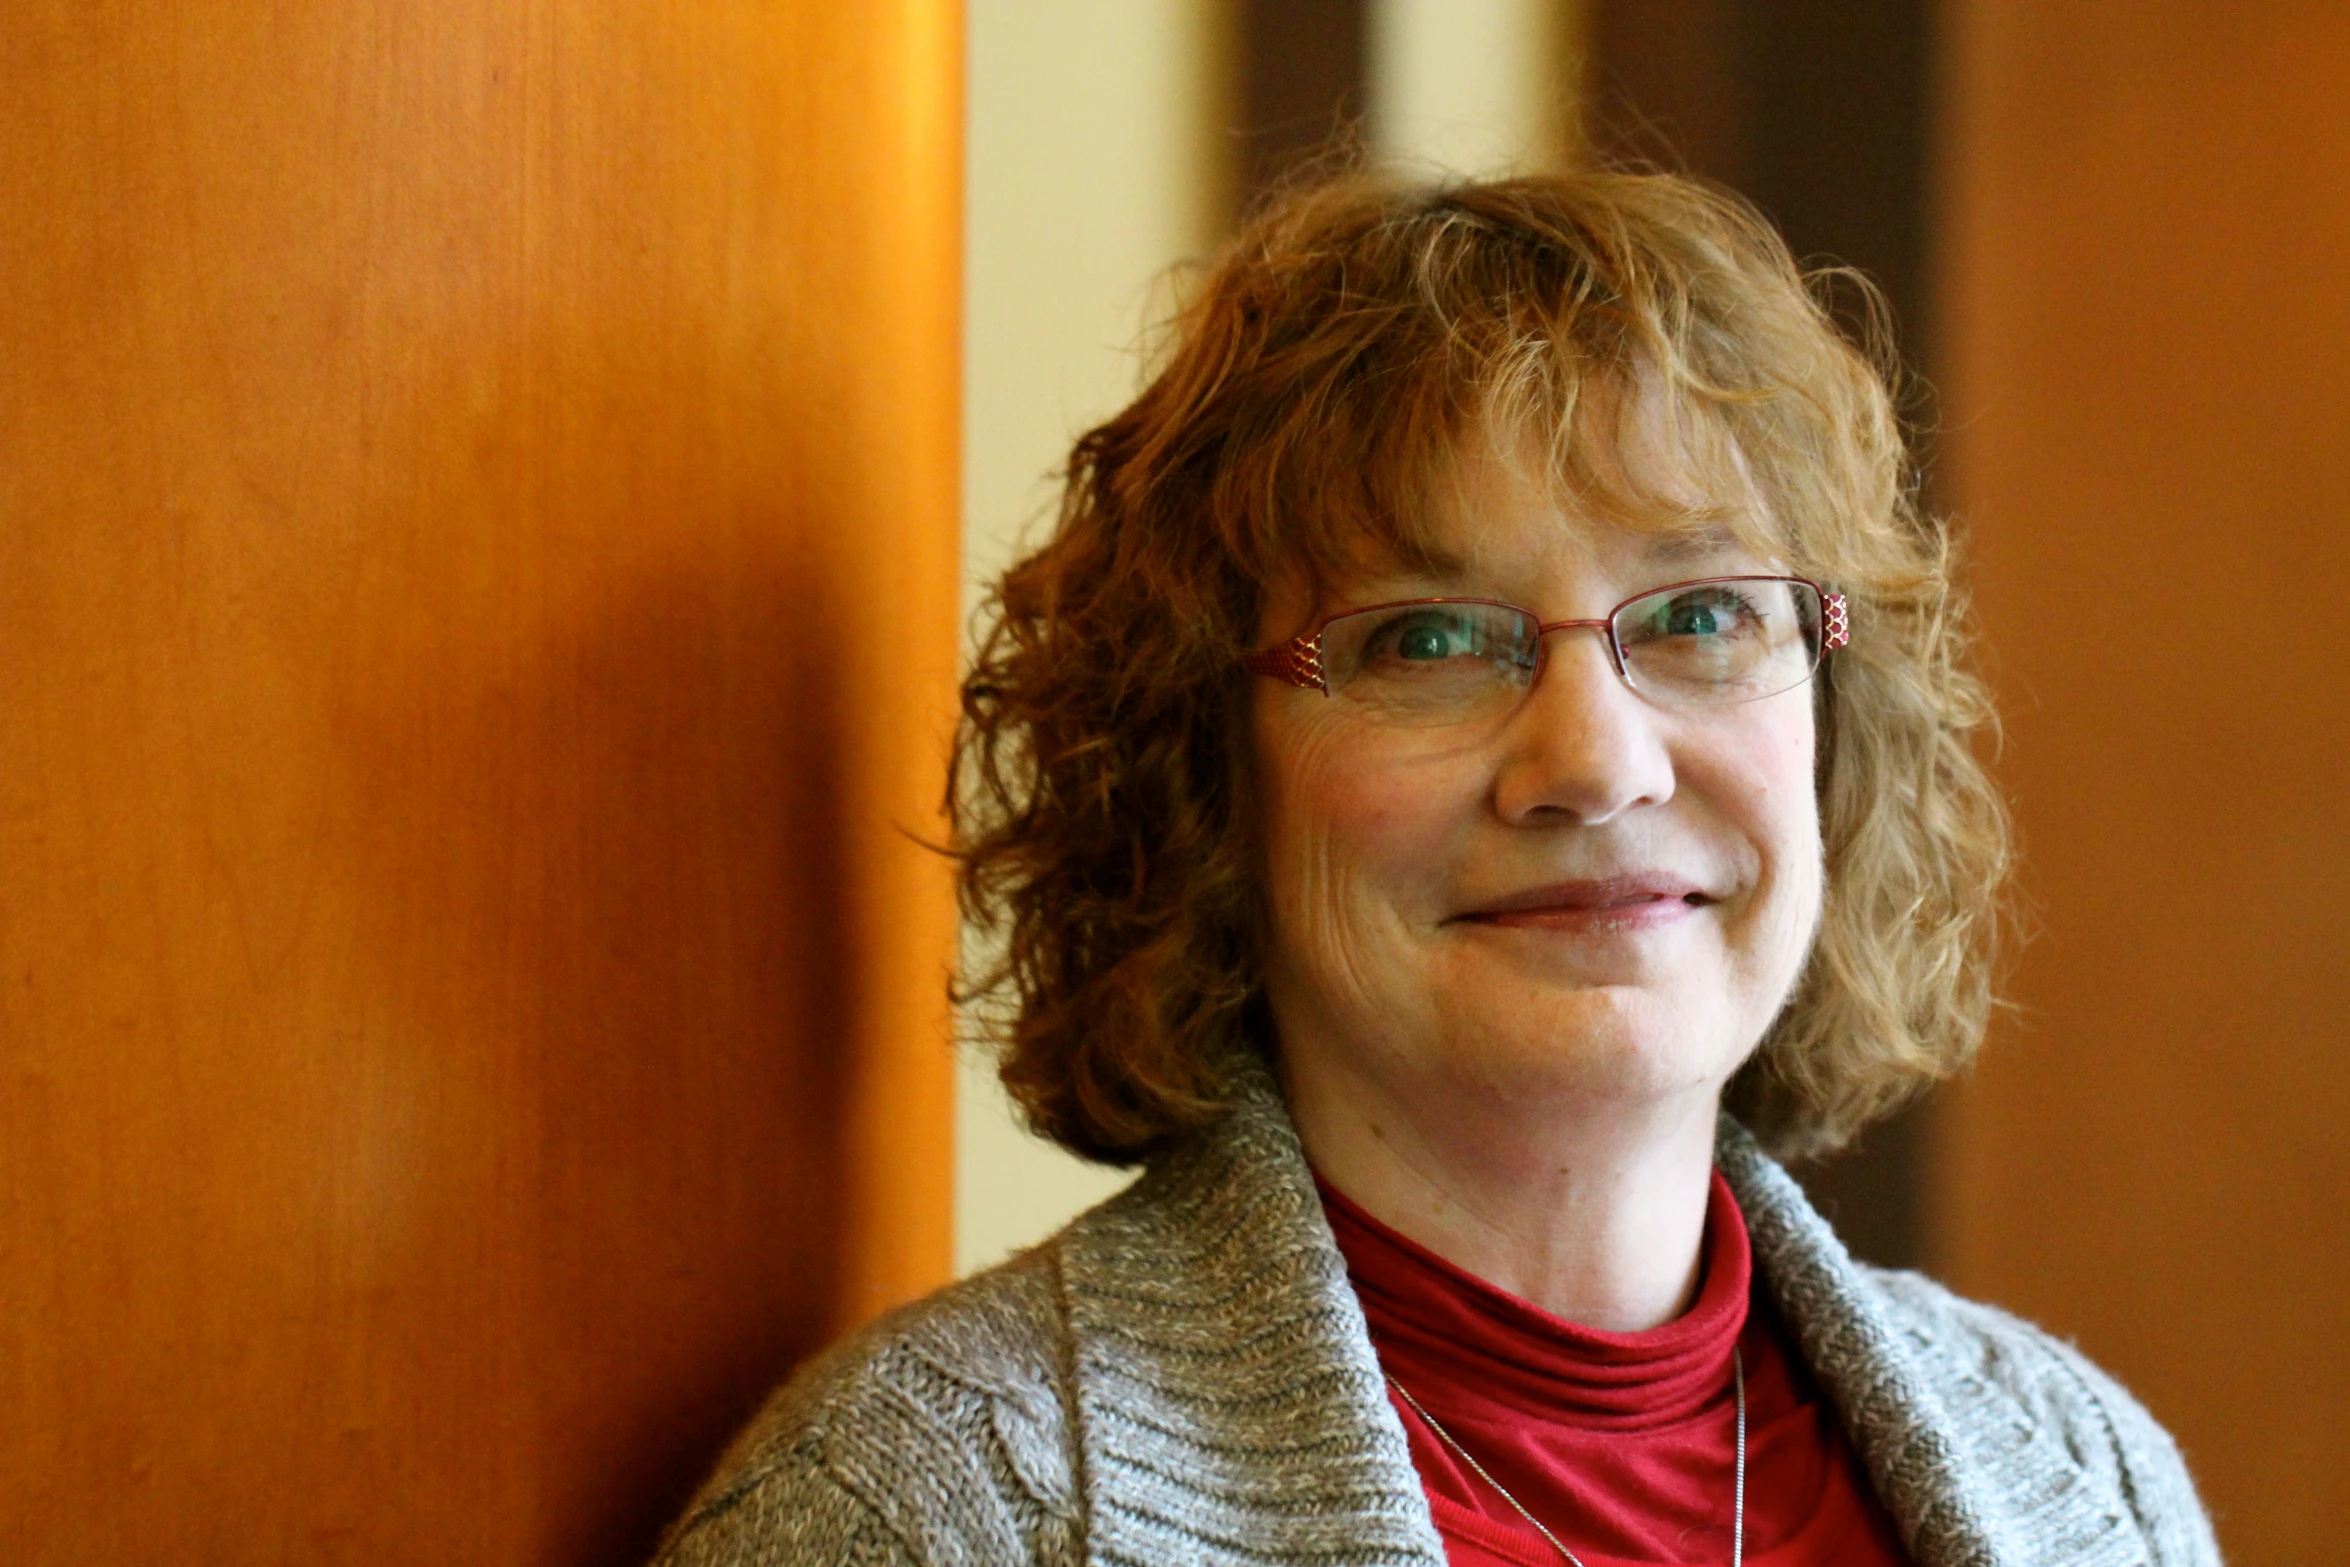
[1526,615,1629,685]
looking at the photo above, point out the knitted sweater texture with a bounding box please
[655,1070,2220,1567]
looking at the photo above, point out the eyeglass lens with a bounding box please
[1316,580,1824,727]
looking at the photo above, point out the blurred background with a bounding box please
[5,2,2344,1563]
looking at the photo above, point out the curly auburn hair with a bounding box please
[953,169,2008,1164]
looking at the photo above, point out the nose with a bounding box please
[1489,625,1677,827]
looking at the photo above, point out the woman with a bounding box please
[657,172,2218,1566]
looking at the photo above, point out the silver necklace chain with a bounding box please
[1385,1346,1746,1567]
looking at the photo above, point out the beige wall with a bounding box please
[1938,4,2350,1560]
[1368,0,1578,174]
[956,0,1226,1273]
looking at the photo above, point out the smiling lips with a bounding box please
[1456,876,1714,931]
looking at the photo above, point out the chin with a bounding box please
[1441,985,1746,1107]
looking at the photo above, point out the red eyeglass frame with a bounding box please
[1239,575,1851,695]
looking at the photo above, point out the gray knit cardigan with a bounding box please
[655,1067,2220,1567]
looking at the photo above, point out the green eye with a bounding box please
[1627,588,1752,644]
[1397,625,1454,660]
[1664,600,1722,636]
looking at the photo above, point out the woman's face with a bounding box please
[1251,454,1825,1121]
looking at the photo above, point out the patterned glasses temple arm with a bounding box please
[1240,638,1329,693]
[1240,590,1848,692]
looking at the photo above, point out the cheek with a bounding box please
[1252,703,1467,952]
[1726,702,1826,941]
[1681,698,1822,937]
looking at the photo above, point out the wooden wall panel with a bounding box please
[1234,0,1365,201]
[0,4,960,1563]
[1938,5,2350,1560]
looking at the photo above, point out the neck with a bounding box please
[1280,1050,1722,1333]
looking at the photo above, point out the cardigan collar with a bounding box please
[1057,1057,2152,1567]
[1718,1131,2156,1567]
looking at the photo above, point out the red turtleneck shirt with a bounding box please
[1320,1172,1909,1567]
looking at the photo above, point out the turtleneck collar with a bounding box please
[1317,1168,1750,1432]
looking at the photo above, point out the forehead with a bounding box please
[1255,357,1799,632]
[1333,428,1779,602]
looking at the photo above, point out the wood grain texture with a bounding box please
[1937,4,2350,1560]
[0,3,960,1563]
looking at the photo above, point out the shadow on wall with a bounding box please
[337,560,859,1561]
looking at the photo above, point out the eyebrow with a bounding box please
[1322,523,1760,613]
[1642,524,1747,564]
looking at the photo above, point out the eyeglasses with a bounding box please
[1241,576,1849,727]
